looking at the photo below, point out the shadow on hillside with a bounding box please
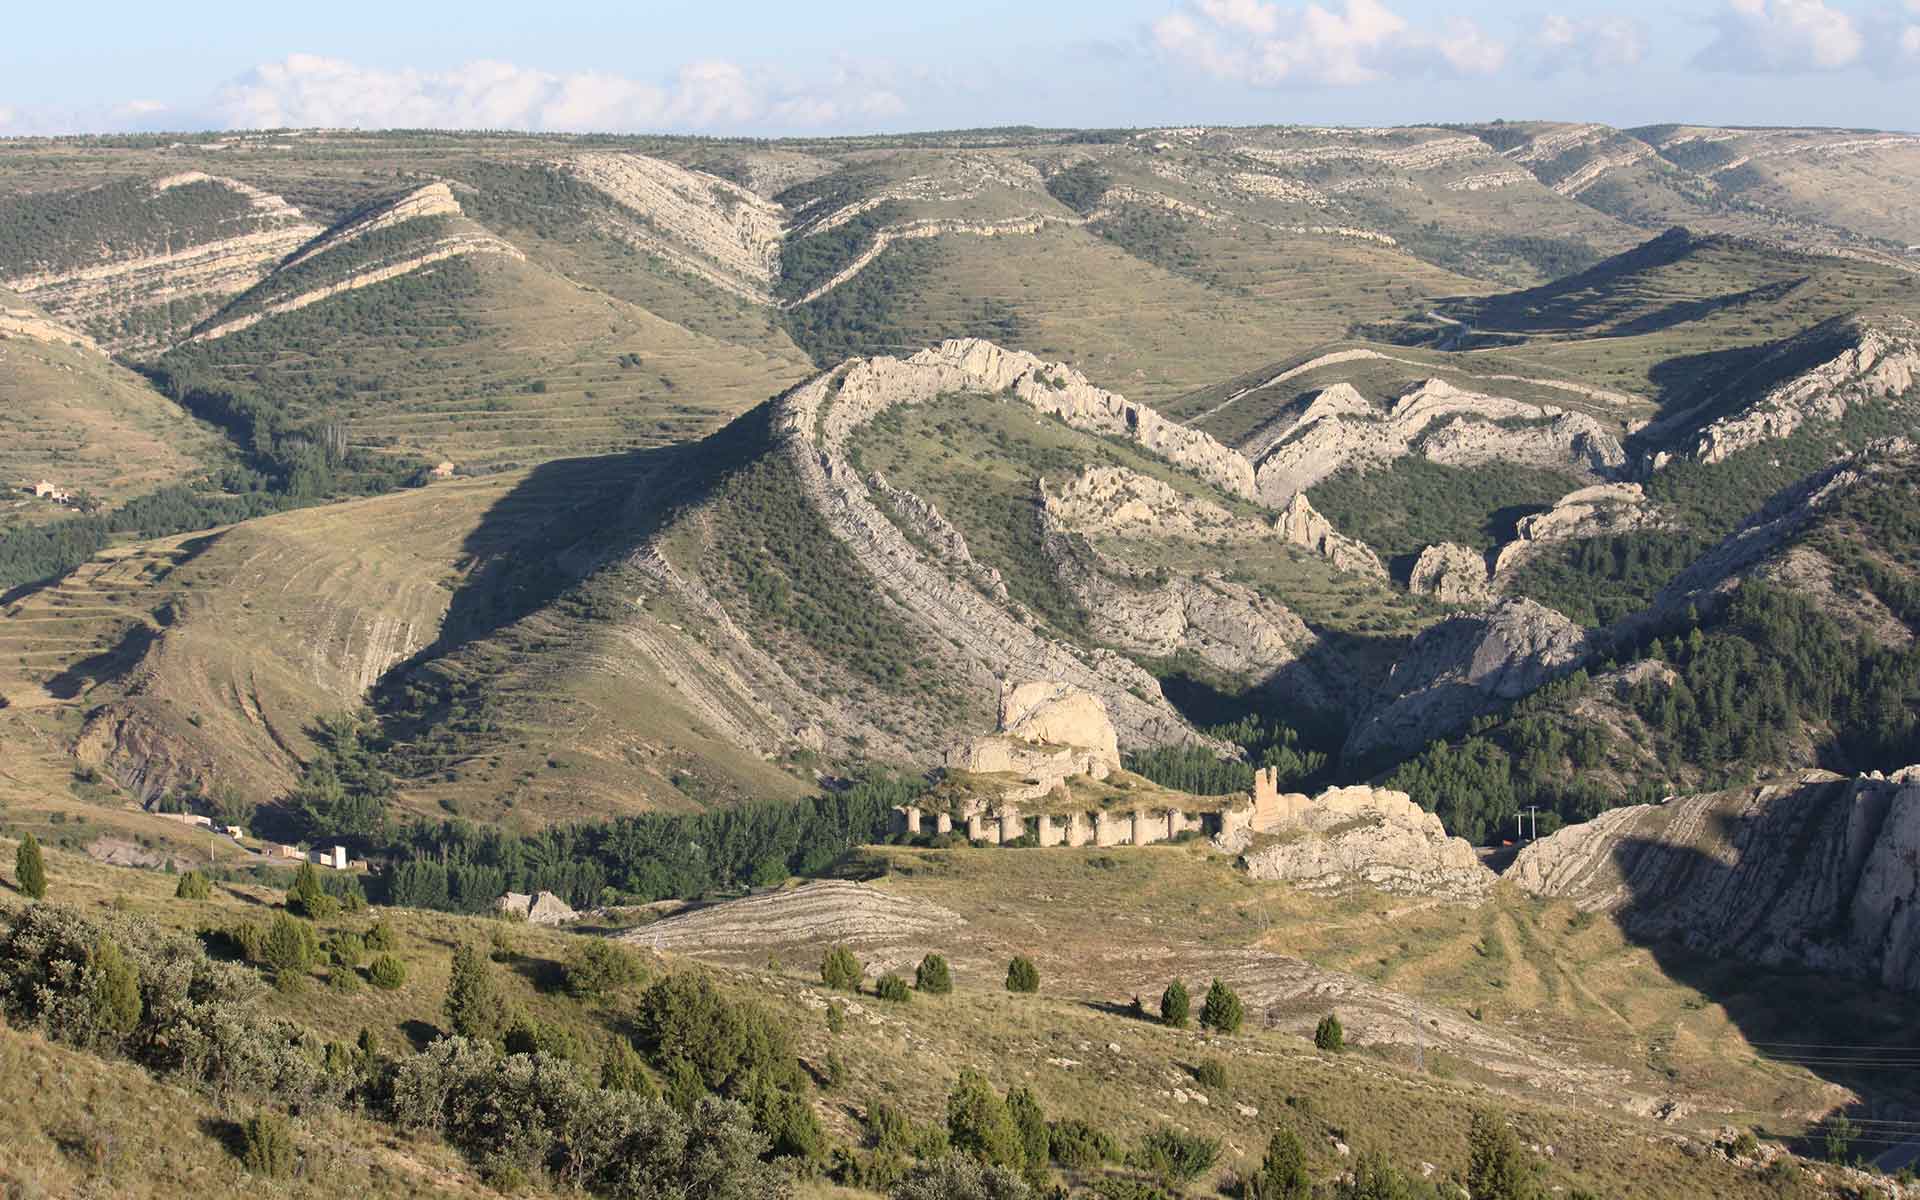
[1603,813,1920,1160]
[42,623,156,701]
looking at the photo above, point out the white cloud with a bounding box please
[1151,0,1506,87]
[1533,14,1650,74]
[0,55,910,137]
[1694,0,1866,72]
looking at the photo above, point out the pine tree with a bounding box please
[444,942,500,1041]
[1007,1085,1050,1189]
[916,952,953,994]
[1160,979,1190,1028]
[821,944,863,991]
[1199,978,1244,1034]
[1467,1110,1535,1200]
[15,832,46,900]
[90,938,142,1036]
[1258,1127,1312,1200]
[174,869,211,900]
[1005,955,1039,994]
[287,860,336,918]
[947,1068,1023,1169]
[1315,1013,1345,1053]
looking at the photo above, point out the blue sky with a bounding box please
[4,0,1917,136]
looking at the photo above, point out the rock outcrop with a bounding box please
[1246,378,1624,504]
[1042,467,1264,540]
[1510,767,1920,993]
[1408,543,1494,604]
[1274,492,1388,578]
[945,680,1121,786]
[1237,784,1494,900]
[1346,598,1588,761]
[1489,483,1669,578]
[622,880,965,951]
[497,890,578,925]
[1660,317,1920,467]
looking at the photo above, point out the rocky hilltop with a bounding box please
[1510,767,1920,994]
[1235,784,1493,900]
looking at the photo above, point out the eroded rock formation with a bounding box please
[1237,784,1493,900]
[1408,543,1494,604]
[1510,767,1920,993]
[1490,483,1670,578]
[1274,492,1388,578]
[1346,598,1588,761]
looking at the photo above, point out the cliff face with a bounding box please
[1237,784,1494,900]
[1510,768,1920,994]
[1345,598,1589,761]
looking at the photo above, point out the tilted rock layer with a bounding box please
[1237,784,1494,900]
[1510,767,1920,994]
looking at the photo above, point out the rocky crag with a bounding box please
[1243,378,1626,504]
[1510,767,1920,994]
[1234,784,1493,900]
[1346,598,1589,762]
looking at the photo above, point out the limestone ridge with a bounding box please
[1235,784,1494,900]
[771,338,1271,748]
[1345,598,1589,762]
[1242,378,1626,504]
[1647,316,1920,468]
[1623,440,1917,639]
[943,681,1124,794]
[1489,483,1670,579]
[190,182,525,343]
[1274,492,1388,579]
[1509,766,1920,994]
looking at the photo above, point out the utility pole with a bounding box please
[1523,806,1542,841]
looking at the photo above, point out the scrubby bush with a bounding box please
[89,938,142,1036]
[891,1155,1032,1200]
[1337,1149,1432,1200]
[242,1111,295,1177]
[1049,1118,1117,1169]
[1004,956,1039,994]
[1193,1057,1229,1090]
[1248,1128,1311,1199]
[327,932,366,969]
[174,870,212,900]
[1200,979,1244,1034]
[916,952,952,994]
[368,953,407,990]
[876,973,911,1003]
[822,945,863,991]
[601,1038,656,1097]
[1007,1086,1049,1188]
[826,1000,846,1033]
[286,861,338,919]
[1315,1013,1345,1053]
[261,913,318,977]
[1467,1111,1535,1200]
[564,938,645,1000]
[1160,980,1190,1028]
[948,1068,1024,1169]
[363,920,398,951]
[1133,1127,1221,1187]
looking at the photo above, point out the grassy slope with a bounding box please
[0,836,1883,1200]
[0,298,222,531]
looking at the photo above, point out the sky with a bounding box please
[3,0,1918,138]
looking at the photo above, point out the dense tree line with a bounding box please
[379,771,923,912]
[1125,717,1331,796]
[1389,582,1920,843]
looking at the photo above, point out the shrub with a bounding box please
[444,943,501,1042]
[601,1038,657,1097]
[15,832,46,900]
[1337,1149,1422,1200]
[89,938,142,1036]
[563,938,645,1000]
[916,952,953,994]
[1160,980,1190,1028]
[825,1050,847,1089]
[876,973,911,1003]
[1729,1130,1759,1160]
[287,861,338,919]
[326,932,366,969]
[1251,1127,1312,1200]
[891,1156,1032,1200]
[1049,1118,1116,1169]
[1193,1057,1228,1090]
[1314,1013,1344,1053]
[174,870,212,900]
[827,1000,846,1033]
[1200,979,1244,1035]
[1004,956,1039,994]
[1133,1127,1221,1186]
[368,954,407,990]
[822,945,864,991]
[1467,1111,1534,1200]
[241,1111,295,1178]
[948,1068,1024,1169]
[363,920,397,951]
[1007,1086,1049,1187]
[261,913,317,977]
